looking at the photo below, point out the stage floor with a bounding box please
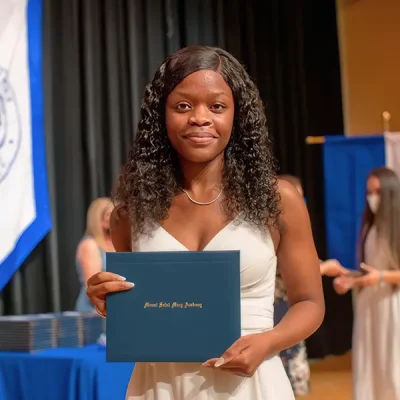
[301,352,352,400]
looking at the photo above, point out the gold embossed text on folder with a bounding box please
[143,302,203,309]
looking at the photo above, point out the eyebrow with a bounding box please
[172,90,229,98]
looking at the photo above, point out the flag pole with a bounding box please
[382,111,391,133]
[305,136,325,145]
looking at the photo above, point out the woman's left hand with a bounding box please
[333,275,354,294]
[355,263,381,286]
[202,333,271,377]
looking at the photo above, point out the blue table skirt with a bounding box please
[0,345,134,400]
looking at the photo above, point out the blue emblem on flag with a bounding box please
[0,67,22,183]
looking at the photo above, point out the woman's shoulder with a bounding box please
[265,180,304,249]
[277,178,301,201]
[76,237,100,259]
[276,179,308,231]
[277,178,305,209]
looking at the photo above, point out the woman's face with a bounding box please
[366,175,381,214]
[165,70,235,163]
[366,175,380,196]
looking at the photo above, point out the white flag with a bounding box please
[0,0,51,290]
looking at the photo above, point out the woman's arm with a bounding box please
[381,270,400,284]
[334,263,400,293]
[88,205,133,318]
[352,263,400,286]
[202,181,324,376]
[110,205,132,252]
[76,238,103,284]
[267,180,325,354]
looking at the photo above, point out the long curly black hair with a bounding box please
[115,46,280,242]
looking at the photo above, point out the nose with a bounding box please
[188,106,212,127]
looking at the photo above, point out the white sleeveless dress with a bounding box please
[353,227,400,400]
[126,219,295,399]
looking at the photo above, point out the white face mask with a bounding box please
[367,194,380,214]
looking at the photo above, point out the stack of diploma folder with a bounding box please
[0,312,107,352]
[106,251,241,362]
[53,312,84,348]
[0,314,57,352]
[82,312,105,345]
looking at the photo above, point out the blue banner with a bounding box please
[323,135,385,270]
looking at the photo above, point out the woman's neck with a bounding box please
[180,155,223,196]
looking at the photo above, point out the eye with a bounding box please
[210,103,226,112]
[175,103,191,112]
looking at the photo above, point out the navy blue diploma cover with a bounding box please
[106,251,241,362]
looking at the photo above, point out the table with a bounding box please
[0,345,134,400]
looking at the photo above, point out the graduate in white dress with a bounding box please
[334,167,400,400]
[86,46,325,400]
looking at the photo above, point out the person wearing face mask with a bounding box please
[334,167,400,400]
[276,175,348,396]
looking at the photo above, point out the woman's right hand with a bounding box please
[333,275,353,295]
[320,259,349,277]
[86,272,135,316]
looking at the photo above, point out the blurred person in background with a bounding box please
[276,174,348,396]
[334,167,400,400]
[75,197,115,312]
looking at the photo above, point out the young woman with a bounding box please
[276,174,348,395]
[86,46,325,399]
[334,167,400,400]
[75,197,114,312]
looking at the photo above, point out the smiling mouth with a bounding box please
[183,132,217,144]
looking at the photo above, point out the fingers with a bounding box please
[202,358,218,367]
[202,353,250,376]
[205,337,251,369]
[335,275,351,285]
[333,276,344,289]
[321,260,348,277]
[328,259,339,265]
[202,359,247,377]
[331,262,348,276]
[343,268,351,275]
[218,337,249,366]
[86,272,134,313]
[94,300,107,317]
[87,272,126,286]
[86,272,134,297]
[88,280,134,297]
[339,266,350,275]
[202,354,246,369]
[218,353,247,369]
[353,276,367,287]
[333,276,351,294]
[360,263,373,273]
[220,353,254,377]
[333,286,348,295]
[326,259,350,275]
[202,338,248,368]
